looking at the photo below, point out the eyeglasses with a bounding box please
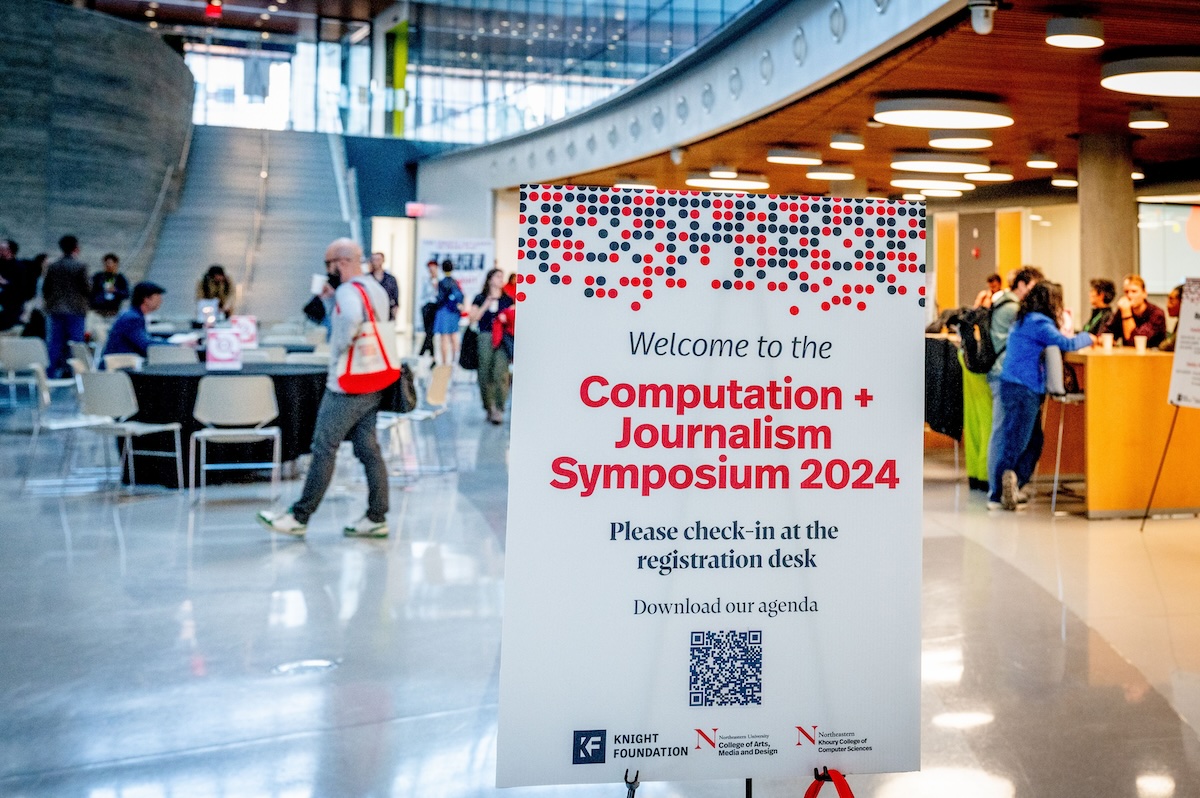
[324,256,347,267]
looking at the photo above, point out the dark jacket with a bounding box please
[43,256,91,316]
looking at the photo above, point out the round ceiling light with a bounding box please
[901,193,927,202]
[929,129,993,149]
[1101,57,1200,97]
[890,175,975,191]
[873,98,1014,129]
[920,189,964,198]
[1051,172,1079,188]
[830,132,865,151]
[806,166,856,180]
[766,148,822,165]
[1026,153,1058,169]
[965,167,1013,182]
[1129,109,1169,130]
[1045,17,1104,49]
[685,172,770,190]
[708,165,738,179]
[891,152,988,174]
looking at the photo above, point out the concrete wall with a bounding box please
[0,0,193,276]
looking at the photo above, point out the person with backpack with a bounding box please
[982,266,1043,505]
[989,282,1095,510]
[432,258,464,367]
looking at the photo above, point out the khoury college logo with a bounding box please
[573,730,607,764]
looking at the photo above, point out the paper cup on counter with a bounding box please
[1100,332,1114,353]
[1134,335,1148,354]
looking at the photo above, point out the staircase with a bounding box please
[146,126,352,323]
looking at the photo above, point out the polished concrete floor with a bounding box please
[2,381,1199,797]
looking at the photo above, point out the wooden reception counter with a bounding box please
[1065,349,1200,519]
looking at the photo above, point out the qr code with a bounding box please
[689,630,763,706]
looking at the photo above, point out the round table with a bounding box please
[125,363,328,488]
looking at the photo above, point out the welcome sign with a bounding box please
[498,186,924,787]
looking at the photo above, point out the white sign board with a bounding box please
[498,186,924,787]
[205,328,243,371]
[1168,277,1200,408]
[230,315,258,349]
[415,238,494,329]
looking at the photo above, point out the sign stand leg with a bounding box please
[1139,404,1180,533]
[623,769,639,797]
[746,777,752,797]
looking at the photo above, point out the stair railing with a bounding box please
[238,129,271,309]
[129,122,195,275]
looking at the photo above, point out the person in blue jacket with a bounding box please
[989,282,1095,511]
[101,282,166,360]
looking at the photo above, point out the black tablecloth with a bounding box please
[126,363,328,488]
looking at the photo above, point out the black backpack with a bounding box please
[955,298,1012,374]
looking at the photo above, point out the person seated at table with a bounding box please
[972,272,1003,309]
[101,282,167,362]
[1102,274,1167,347]
[196,265,233,318]
[1082,277,1115,334]
[1160,283,1184,352]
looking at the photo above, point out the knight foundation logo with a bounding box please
[573,730,606,764]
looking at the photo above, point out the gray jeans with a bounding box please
[290,389,388,524]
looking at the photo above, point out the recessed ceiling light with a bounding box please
[614,177,657,189]
[901,193,927,202]
[766,148,822,166]
[830,132,865,151]
[1029,213,1043,221]
[920,189,964,198]
[1102,57,1200,97]
[685,173,770,191]
[1051,172,1079,188]
[866,119,885,129]
[145,9,155,16]
[891,175,975,191]
[965,167,1013,182]
[1129,109,1169,130]
[806,166,856,181]
[1026,153,1058,169]
[891,152,989,173]
[709,165,738,179]
[1045,17,1104,49]
[1132,169,1145,181]
[1038,220,1053,226]
[873,98,1014,129]
[929,129,993,149]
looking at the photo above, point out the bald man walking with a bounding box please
[258,238,392,539]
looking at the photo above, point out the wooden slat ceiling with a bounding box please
[566,0,1200,198]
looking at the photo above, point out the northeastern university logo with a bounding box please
[573,730,606,764]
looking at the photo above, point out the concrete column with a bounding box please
[1077,133,1137,316]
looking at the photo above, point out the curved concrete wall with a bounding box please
[0,0,193,275]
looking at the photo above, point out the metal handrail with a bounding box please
[238,129,271,307]
[129,122,195,272]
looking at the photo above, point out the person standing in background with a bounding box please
[1160,283,1184,352]
[1082,278,1115,335]
[42,235,91,377]
[466,268,514,425]
[90,253,130,319]
[432,259,464,367]
[368,251,399,321]
[418,258,439,357]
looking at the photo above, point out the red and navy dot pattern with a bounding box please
[516,185,926,314]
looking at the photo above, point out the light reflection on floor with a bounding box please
[1,385,1198,796]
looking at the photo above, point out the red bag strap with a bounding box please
[803,769,854,798]
[346,281,396,372]
[351,282,378,325]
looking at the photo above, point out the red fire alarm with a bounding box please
[205,1,223,19]
[405,201,426,218]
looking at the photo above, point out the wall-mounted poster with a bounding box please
[497,186,925,787]
[414,238,495,331]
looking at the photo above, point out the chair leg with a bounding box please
[173,428,184,491]
[102,434,114,487]
[188,436,197,503]
[199,438,207,501]
[271,433,281,502]
[1052,404,1067,516]
[21,423,41,492]
[126,435,137,490]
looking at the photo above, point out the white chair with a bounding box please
[147,346,199,365]
[69,341,95,370]
[1043,345,1086,515]
[78,370,185,491]
[241,346,286,363]
[21,364,108,491]
[103,353,144,371]
[0,337,74,404]
[190,375,282,502]
[378,363,456,475]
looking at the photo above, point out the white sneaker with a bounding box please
[343,516,388,538]
[986,500,1005,511]
[1001,470,1019,511]
[257,510,307,538]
